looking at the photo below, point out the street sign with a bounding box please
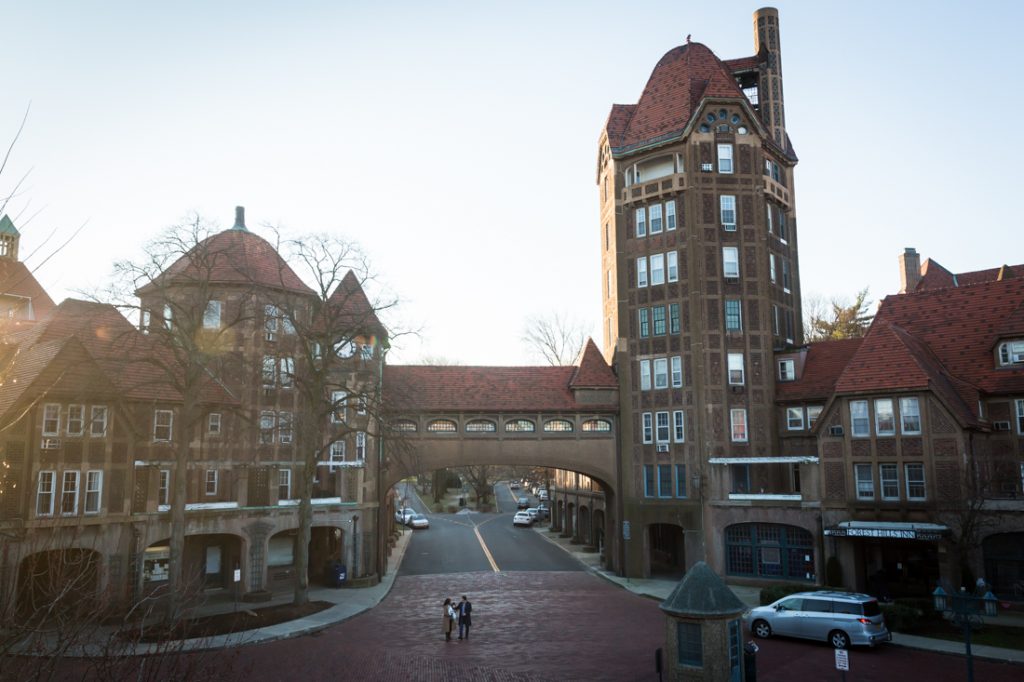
[835,649,849,671]
[233,568,241,583]
[622,520,631,540]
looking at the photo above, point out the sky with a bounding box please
[3,1,1022,366]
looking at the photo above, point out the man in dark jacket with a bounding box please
[457,595,473,640]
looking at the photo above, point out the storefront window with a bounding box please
[725,523,814,581]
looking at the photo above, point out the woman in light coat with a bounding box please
[442,597,456,641]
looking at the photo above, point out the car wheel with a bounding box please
[829,630,850,649]
[752,620,771,639]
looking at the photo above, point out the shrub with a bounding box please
[759,583,811,606]
[881,602,923,632]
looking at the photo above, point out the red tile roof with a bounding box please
[138,228,313,296]
[606,42,749,152]
[384,364,617,413]
[327,270,384,333]
[775,338,862,402]
[569,339,618,389]
[914,258,1024,292]
[0,259,56,319]
[723,55,761,72]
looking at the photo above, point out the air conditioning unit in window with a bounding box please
[264,331,276,342]
[40,438,61,450]
[701,163,713,172]
[993,421,1012,432]
[828,425,844,437]
[656,443,669,453]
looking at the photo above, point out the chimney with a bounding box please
[753,7,786,148]
[898,247,921,293]
[232,206,247,231]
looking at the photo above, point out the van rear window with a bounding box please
[833,601,864,615]
[861,600,881,617]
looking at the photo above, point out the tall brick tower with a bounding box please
[597,8,802,578]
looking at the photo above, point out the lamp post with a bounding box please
[932,585,999,682]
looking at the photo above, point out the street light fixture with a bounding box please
[931,585,999,682]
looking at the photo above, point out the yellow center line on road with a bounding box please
[473,525,500,572]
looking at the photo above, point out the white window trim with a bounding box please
[635,207,647,238]
[159,470,170,507]
[637,256,648,288]
[653,358,669,390]
[649,203,663,234]
[332,390,347,423]
[205,469,218,496]
[673,410,685,443]
[667,251,679,282]
[356,431,367,460]
[639,360,652,391]
[854,463,874,501]
[650,253,665,286]
[153,409,173,442]
[905,463,926,501]
[61,470,80,516]
[778,359,795,382]
[900,397,921,435]
[42,403,61,437]
[655,411,670,444]
[278,411,293,444]
[722,247,739,278]
[1017,398,1024,435]
[279,469,292,500]
[90,406,108,437]
[37,471,55,516]
[850,400,870,438]
[880,464,899,501]
[85,470,102,514]
[260,410,276,444]
[666,200,677,231]
[720,194,737,230]
[642,412,653,444]
[728,353,744,386]
[203,300,222,329]
[208,412,222,435]
[875,398,895,437]
[787,407,804,431]
[730,409,748,443]
[717,144,734,174]
[66,404,84,436]
[670,356,683,388]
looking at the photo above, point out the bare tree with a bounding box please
[522,312,590,366]
[803,288,874,343]
[458,465,493,509]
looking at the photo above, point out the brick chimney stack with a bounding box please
[899,247,921,293]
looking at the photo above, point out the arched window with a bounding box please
[725,523,813,580]
[544,419,574,432]
[465,419,496,433]
[426,419,457,433]
[505,419,535,432]
[581,419,612,432]
[391,419,418,432]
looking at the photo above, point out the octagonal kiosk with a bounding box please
[659,561,749,681]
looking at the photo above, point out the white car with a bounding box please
[513,511,533,526]
[395,508,415,525]
[525,507,539,521]
[408,513,430,529]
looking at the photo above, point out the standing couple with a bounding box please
[442,595,473,641]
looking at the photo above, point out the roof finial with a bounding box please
[686,34,691,43]
[232,206,248,232]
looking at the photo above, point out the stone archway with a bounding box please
[578,505,592,546]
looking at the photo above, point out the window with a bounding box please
[875,398,895,436]
[606,270,612,298]
[356,432,367,460]
[722,247,739,278]
[673,411,685,442]
[581,419,612,432]
[650,203,663,234]
[203,300,222,329]
[724,300,742,332]
[880,464,899,500]
[905,463,926,500]
[163,303,173,330]
[465,419,496,432]
[644,464,656,497]
[772,304,780,335]
[279,357,295,388]
[653,358,669,389]
[900,397,921,434]
[854,464,874,500]
[782,259,791,292]
[670,356,682,388]
[655,411,670,443]
[356,394,367,415]
[544,419,574,432]
[159,470,170,506]
[67,405,84,436]
[717,144,733,174]
[278,469,292,501]
[637,257,648,287]
[642,412,653,443]
[677,621,703,667]
[999,340,1024,366]
[728,353,744,385]
[725,523,813,581]
[329,441,346,469]
[652,306,666,335]
[36,471,55,516]
[426,419,457,432]
[657,464,672,497]
[666,200,677,230]
[85,470,102,514]
[667,251,679,282]
[675,464,687,497]
[331,390,347,423]
[262,356,276,386]
[208,412,221,435]
[720,195,737,230]
[806,405,822,428]
[205,470,218,496]
[650,253,665,286]
[787,407,804,430]
[778,211,788,241]
[90,406,108,437]
[766,203,774,234]
[730,409,748,442]
[260,411,276,444]
[61,471,80,515]
[769,253,776,283]
[777,359,795,381]
[278,411,293,444]
[850,400,869,437]
[639,360,652,390]
[669,304,680,334]
[635,207,647,237]
[153,410,173,442]
[1017,399,1024,434]
[505,419,535,432]
[43,403,60,436]
[360,343,374,361]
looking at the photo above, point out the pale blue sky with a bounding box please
[4,1,1021,364]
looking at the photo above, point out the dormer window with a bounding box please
[998,340,1024,366]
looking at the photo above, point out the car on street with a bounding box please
[407,513,430,529]
[517,496,530,509]
[536,504,550,519]
[509,482,520,490]
[525,507,539,521]
[743,590,890,649]
[395,508,415,525]
[537,489,549,501]
[513,511,533,526]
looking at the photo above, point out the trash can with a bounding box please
[325,561,347,587]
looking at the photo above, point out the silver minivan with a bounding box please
[743,591,890,649]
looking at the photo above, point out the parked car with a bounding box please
[743,591,890,649]
[535,504,550,519]
[537,489,549,501]
[395,508,415,525]
[525,507,539,521]
[517,497,530,509]
[407,513,430,529]
[509,482,520,490]
[513,511,533,527]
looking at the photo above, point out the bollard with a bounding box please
[744,641,758,682]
